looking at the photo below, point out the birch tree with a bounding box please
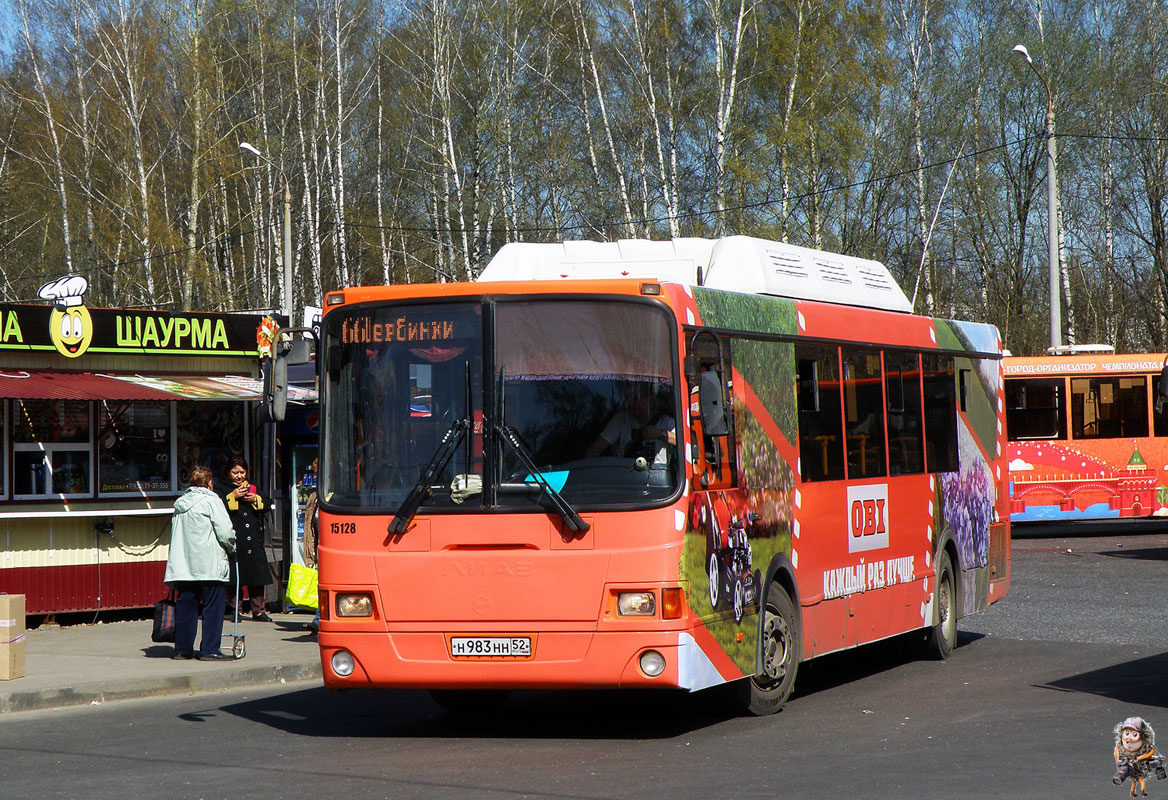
[15,0,75,275]
[704,0,752,237]
[91,0,161,303]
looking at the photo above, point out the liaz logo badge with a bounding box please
[847,484,889,552]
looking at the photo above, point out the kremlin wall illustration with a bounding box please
[1009,439,1168,521]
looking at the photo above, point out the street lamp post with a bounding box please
[1012,44,1061,351]
[239,141,293,323]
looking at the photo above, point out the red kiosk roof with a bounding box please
[0,371,266,401]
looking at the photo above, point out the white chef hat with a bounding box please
[38,275,89,309]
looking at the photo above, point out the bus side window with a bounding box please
[886,351,924,475]
[922,354,959,472]
[1155,363,1168,436]
[842,348,887,479]
[1004,377,1066,441]
[796,344,845,481]
[1071,375,1148,440]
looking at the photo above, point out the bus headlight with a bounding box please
[639,650,666,677]
[336,593,373,617]
[618,591,656,616]
[331,650,355,677]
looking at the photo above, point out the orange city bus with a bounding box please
[313,236,1010,714]
[1005,348,1168,522]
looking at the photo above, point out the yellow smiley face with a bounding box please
[49,306,93,358]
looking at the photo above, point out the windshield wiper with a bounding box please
[388,416,469,535]
[495,422,590,533]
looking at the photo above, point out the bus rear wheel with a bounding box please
[925,550,957,660]
[429,689,512,715]
[738,586,799,716]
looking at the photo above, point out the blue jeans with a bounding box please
[173,581,227,656]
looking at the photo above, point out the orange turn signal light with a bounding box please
[662,587,684,619]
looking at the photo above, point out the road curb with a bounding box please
[0,662,322,715]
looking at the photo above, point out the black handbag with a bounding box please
[151,589,177,643]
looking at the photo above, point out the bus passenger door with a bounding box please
[685,331,753,650]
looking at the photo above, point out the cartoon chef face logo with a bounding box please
[38,275,93,358]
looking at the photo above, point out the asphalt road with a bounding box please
[3,530,1168,800]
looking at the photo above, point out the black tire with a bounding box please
[926,550,957,660]
[231,638,246,660]
[737,585,799,715]
[429,689,512,715]
[752,569,762,610]
[707,553,720,608]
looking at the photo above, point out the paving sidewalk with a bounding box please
[0,611,323,714]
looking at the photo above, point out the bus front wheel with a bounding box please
[925,550,957,660]
[738,585,799,716]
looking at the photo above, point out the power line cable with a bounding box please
[6,224,270,286]
[15,127,1166,283]
[349,134,1042,237]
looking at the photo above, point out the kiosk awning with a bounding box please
[100,374,265,400]
[105,374,317,403]
[0,371,178,400]
[0,371,274,401]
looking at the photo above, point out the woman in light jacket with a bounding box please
[165,465,236,660]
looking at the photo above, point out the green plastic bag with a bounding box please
[286,563,319,610]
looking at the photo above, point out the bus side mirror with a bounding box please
[700,371,729,436]
[260,329,315,424]
[261,355,288,423]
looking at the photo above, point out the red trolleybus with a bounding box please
[314,236,1010,714]
[1004,348,1168,522]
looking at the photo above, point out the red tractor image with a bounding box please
[697,491,762,624]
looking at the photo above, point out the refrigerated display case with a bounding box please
[289,443,318,569]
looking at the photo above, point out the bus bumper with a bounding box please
[318,629,737,692]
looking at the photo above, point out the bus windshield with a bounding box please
[322,298,680,512]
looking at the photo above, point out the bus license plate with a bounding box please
[450,636,532,658]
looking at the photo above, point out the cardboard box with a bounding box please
[0,594,26,680]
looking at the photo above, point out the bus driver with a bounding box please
[587,383,676,465]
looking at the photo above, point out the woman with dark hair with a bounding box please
[221,457,273,621]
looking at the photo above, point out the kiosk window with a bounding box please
[176,402,247,488]
[12,399,93,498]
[0,402,5,500]
[98,401,174,494]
